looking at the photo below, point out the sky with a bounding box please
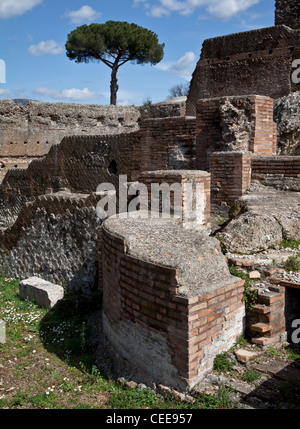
[0,0,275,106]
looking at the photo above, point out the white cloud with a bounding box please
[0,0,42,19]
[34,87,98,101]
[63,5,101,25]
[0,89,10,96]
[28,40,64,56]
[135,0,260,20]
[156,51,196,79]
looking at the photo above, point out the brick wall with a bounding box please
[0,101,141,183]
[187,25,300,116]
[251,155,300,190]
[135,117,196,180]
[210,151,252,209]
[196,95,275,173]
[138,170,211,229]
[247,283,286,347]
[100,220,245,390]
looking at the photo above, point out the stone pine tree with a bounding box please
[65,20,165,105]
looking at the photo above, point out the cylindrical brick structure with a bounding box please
[100,216,245,390]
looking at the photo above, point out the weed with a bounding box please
[216,234,227,254]
[213,352,233,372]
[283,345,300,361]
[29,392,57,408]
[280,239,300,250]
[12,390,28,407]
[242,370,261,383]
[108,384,161,409]
[235,334,250,347]
[217,385,234,409]
[267,346,278,358]
[284,255,300,272]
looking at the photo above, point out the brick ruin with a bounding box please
[0,0,300,391]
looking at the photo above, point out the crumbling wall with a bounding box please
[196,95,276,172]
[0,100,142,183]
[251,155,300,191]
[275,0,300,29]
[274,91,300,155]
[187,25,300,116]
[210,151,252,210]
[0,192,101,294]
[138,170,211,230]
[135,116,196,180]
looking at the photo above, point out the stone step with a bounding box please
[251,303,271,314]
[251,323,271,333]
[251,335,280,346]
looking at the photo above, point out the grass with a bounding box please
[280,239,300,250]
[0,274,230,410]
[213,352,233,373]
[242,370,261,384]
[284,254,300,272]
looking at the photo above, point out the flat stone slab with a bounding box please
[103,215,239,298]
[253,361,300,386]
[19,277,64,309]
[235,349,259,363]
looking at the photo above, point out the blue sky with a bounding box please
[0,0,274,106]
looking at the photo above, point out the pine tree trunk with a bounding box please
[110,66,119,105]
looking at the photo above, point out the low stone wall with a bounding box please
[100,216,245,390]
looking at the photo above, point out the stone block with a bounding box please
[19,277,64,309]
[234,349,258,363]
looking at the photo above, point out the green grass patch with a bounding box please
[284,255,300,272]
[242,370,261,384]
[280,239,300,250]
[213,352,233,372]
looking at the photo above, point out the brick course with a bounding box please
[100,219,245,390]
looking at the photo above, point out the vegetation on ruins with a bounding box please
[229,264,258,311]
[65,21,165,105]
[284,254,300,272]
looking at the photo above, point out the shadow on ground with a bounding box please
[38,292,103,372]
[240,353,300,409]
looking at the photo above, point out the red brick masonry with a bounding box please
[100,220,245,390]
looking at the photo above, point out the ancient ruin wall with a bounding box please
[251,155,300,191]
[210,151,252,210]
[100,217,245,390]
[0,192,101,294]
[1,116,196,201]
[275,0,300,29]
[186,25,300,116]
[135,116,196,180]
[1,133,140,197]
[0,101,142,183]
[196,95,276,172]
